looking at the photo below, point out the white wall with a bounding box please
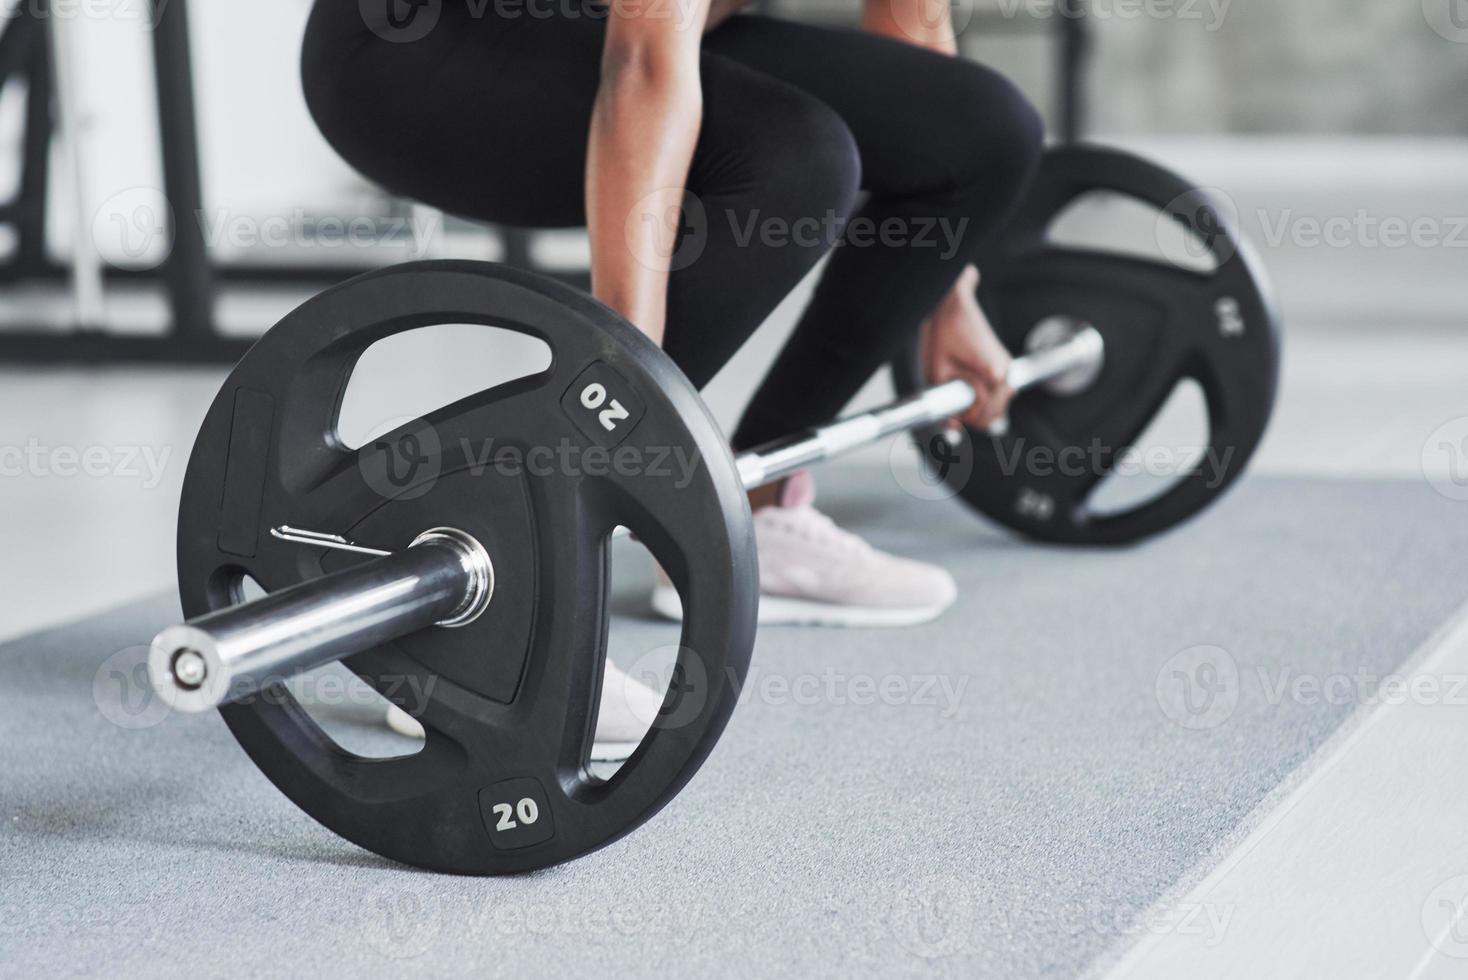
[188,0,364,215]
[40,0,1468,365]
[59,0,371,267]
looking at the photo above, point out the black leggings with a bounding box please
[302,1,1044,449]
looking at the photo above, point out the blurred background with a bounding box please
[0,0,1464,634]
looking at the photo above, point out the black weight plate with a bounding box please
[894,144,1281,545]
[176,260,758,874]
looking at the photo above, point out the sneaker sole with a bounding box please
[650,586,949,629]
[588,741,640,764]
[387,707,641,764]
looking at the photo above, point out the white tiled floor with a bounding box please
[0,366,225,639]
[0,318,1461,644]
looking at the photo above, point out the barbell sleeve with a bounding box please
[148,528,492,713]
[147,323,1103,714]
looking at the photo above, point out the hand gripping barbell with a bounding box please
[151,145,1280,875]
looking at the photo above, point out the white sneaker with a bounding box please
[384,659,664,763]
[588,659,666,762]
[651,470,957,628]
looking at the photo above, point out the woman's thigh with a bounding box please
[704,14,1043,201]
[304,3,1039,230]
[301,1,862,385]
[302,2,604,227]
[301,5,866,223]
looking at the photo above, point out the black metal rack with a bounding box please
[0,0,1091,365]
[0,0,391,364]
[0,4,216,361]
[1058,1,1092,143]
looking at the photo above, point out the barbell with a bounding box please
[150,145,1280,874]
[153,319,1103,714]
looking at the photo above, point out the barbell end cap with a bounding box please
[1075,324,1105,362]
[1018,317,1107,397]
[147,624,230,714]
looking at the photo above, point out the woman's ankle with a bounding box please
[748,482,785,512]
[747,470,817,512]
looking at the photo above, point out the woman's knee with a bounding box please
[698,72,863,240]
[935,61,1045,199]
[765,93,863,223]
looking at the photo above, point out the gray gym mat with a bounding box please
[3,474,1466,979]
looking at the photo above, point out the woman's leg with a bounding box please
[303,2,867,731]
[701,16,1046,448]
[300,1,860,388]
[300,2,966,629]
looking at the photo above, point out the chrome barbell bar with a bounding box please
[148,322,1104,712]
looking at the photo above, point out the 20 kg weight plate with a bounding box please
[176,261,758,874]
[895,145,1281,545]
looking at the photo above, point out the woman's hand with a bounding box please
[921,265,1015,432]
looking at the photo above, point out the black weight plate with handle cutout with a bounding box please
[176,261,758,874]
[894,144,1281,545]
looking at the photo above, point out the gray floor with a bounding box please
[3,474,1465,978]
